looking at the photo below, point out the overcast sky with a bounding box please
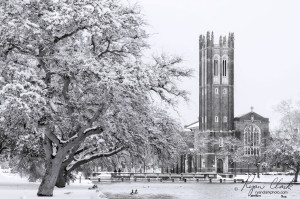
[134,0,300,130]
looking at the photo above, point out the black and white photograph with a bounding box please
[0,0,300,198]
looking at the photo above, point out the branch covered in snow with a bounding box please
[67,146,126,172]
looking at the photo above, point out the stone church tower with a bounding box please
[170,32,236,174]
[181,32,271,174]
[199,31,234,133]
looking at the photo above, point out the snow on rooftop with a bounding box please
[185,121,199,129]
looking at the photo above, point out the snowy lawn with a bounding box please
[104,192,177,199]
[97,177,300,199]
[0,171,107,199]
[1,171,300,199]
[235,174,300,183]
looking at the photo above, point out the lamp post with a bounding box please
[257,163,260,178]
[248,163,250,175]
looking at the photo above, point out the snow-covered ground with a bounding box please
[98,174,300,199]
[1,170,300,199]
[235,174,299,183]
[98,181,300,199]
[0,170,107,199]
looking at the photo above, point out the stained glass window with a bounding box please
[244,124,261,155]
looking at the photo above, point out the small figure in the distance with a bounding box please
[130,189,134,195]
[135,189,138,194]
[88,184,98,190]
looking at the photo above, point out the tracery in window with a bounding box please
[244,124,261,156]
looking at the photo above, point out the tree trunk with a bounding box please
[55,168,67,188]
[293,169,299,182]
[37,157,63,196]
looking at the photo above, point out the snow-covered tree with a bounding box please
[268,100,300,182]
[0,0,192,196]
[0,94,46,180]
[269,138,300,182]
[0,95,28,156]
[9,136,45,181]
[0,99,45,181]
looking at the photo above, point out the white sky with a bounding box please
[135,0,300,130]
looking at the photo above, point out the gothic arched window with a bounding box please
[219,137,224,147]
[214,59,218,76]
[223,88,227,94]
[244,124,261,156]
[215,116,219,123]
[215,88,219,94]
[222,60,227,76]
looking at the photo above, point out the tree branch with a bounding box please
[61,75,71,101]
[0,146,8,154]
[53,26,87,44]
[61,144,81,168]
[97,38,111,58]
[88,105,107,126]
[64,126,104,152]
[44,128,61,147]
[67,146,126,173]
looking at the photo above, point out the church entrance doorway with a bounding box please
[217,159,223,173]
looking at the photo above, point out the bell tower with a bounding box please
[199,31,234,133]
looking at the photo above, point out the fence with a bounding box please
[92,172,218,182]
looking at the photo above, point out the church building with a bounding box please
[183,32,271,174]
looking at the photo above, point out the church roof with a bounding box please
[184,121,199,130]
[234,111,269,122]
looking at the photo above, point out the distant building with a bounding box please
[182,32,273,174]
